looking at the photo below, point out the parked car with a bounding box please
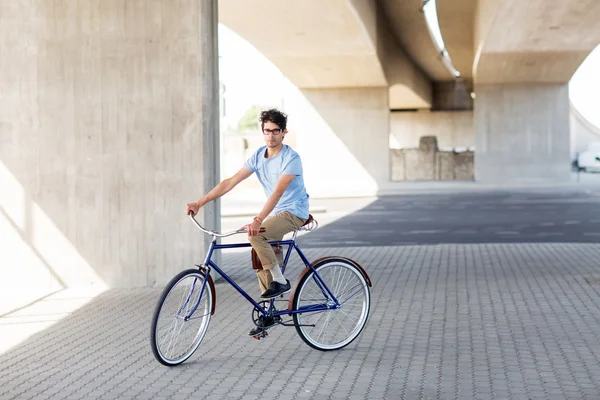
[577,142,600,172]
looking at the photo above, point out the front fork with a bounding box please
[181,264,212,321]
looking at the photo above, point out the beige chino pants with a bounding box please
[248,211,306,292]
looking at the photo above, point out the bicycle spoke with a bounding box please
[159,318,179,350]
[333,312,351,337]
[338,284,366,306]
[336,270,354,301]
[166,318,186,357]
[336,307,359,324]
[188,311,211,320]
[334,267,348,297]
[316,311,333,343]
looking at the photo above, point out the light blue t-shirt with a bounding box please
[244,145,310,220]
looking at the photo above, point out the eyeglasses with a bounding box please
[262,128,282,136]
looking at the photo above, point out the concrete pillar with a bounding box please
[0,0,220,291]
[474,83,571,183]
[286,87,389,198]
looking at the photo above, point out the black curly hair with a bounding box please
[259,108,287,131]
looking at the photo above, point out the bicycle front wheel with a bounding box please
[150,269,213,366]
[292,258,370,351]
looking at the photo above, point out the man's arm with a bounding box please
[187,167,252,215]
[257,174,295,221]
[246,174,295,236]
[198,167,252,207]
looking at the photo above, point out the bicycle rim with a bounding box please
[293,260,370,350]
[151,270,212,365]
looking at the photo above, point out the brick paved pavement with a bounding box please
[2,243,600,399]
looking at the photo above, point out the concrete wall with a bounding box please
[390,110,474,150]
[0,0,219,292]
[391,137,474,181]
[475,83,571,183]
[285,87,389,198]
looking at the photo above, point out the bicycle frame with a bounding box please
[151,215,371,365]
[194,237,340,319]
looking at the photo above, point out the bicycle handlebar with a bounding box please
[188,213,265,238]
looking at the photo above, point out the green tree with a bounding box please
[237,105,263,132]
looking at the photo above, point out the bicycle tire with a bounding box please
[292,258,370,351]
[150,268,213,366]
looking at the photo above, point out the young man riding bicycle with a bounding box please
[186,108,310,335]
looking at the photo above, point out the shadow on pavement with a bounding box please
[298,188,600,248]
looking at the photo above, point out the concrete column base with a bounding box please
[474,83,571,184]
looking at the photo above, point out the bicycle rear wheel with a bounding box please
[292,258,370,351]
[150,269,213,366]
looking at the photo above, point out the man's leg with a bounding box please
[247,212,306,336]
[249,211,306,295]
[256,269,271,294]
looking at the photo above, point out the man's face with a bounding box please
[262,120,285,149]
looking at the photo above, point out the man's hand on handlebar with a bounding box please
[188,201,265,236]
[186,201,200,216]
[241,223,266,235]
[244,219,262,237]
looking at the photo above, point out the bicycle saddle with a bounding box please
[302,214,314,227]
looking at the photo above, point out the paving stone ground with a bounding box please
[2,242,600,399]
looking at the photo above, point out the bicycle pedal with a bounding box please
[252,331,268,340]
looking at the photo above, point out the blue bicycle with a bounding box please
[150,214,372,366]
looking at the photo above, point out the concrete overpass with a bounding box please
[220,0,600,190]
[1,0,599,291]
